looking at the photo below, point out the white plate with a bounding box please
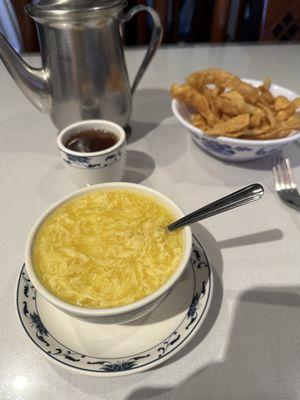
[16,235,212,377]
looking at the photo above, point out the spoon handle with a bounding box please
[167,183,264,231]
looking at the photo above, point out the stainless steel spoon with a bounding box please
[167,183,264,231]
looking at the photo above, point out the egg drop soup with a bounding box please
[33,190,184,308]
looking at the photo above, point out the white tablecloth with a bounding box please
[1,44,300,400]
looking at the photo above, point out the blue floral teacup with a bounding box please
[57,120,126,187]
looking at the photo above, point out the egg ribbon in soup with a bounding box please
[33,190,184,308]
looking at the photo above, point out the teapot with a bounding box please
[0,0,162,129]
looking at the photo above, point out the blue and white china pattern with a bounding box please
[61,141,126,169]
[17,236,211,376]
[57,120,127,186]
[192,135,280,160]
[172,79,300,162]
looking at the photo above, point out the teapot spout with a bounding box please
[0,33,50,112]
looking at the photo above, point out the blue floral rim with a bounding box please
[16,235,212,376]
[62,142,126,169]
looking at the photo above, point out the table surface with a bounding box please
[1,43,300,400]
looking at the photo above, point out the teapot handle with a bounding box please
[122,5,163,94]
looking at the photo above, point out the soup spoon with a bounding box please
[167,183,264,231]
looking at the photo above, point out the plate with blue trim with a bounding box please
[16,235,212,376]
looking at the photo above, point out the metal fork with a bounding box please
[272,158,300,210]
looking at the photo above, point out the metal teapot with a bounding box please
[0,0,162,129]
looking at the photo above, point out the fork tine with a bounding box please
[272,164,281,191]
[276,157,286,191]
[284,158,296,189]
[280,157,290,191]
[282,158,292,190]
[273,159,282,192]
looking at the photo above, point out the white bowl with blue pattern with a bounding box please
[25,182,193,325]
[172,80,300,162]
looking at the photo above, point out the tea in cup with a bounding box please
[57,120,126,187]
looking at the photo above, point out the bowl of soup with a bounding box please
[25,183,192,324]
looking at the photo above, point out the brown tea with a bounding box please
[66,129,118,153]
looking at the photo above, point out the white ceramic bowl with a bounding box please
[172,79,300,162]
[25,182,192,324]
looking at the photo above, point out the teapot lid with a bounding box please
[26,0,124,20]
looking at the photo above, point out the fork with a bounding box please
[272,158,300,210]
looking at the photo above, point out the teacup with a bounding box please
[57,120,127,187]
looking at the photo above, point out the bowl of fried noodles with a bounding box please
[171,68,300,161]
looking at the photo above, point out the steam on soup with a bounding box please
[33,190,184,308]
